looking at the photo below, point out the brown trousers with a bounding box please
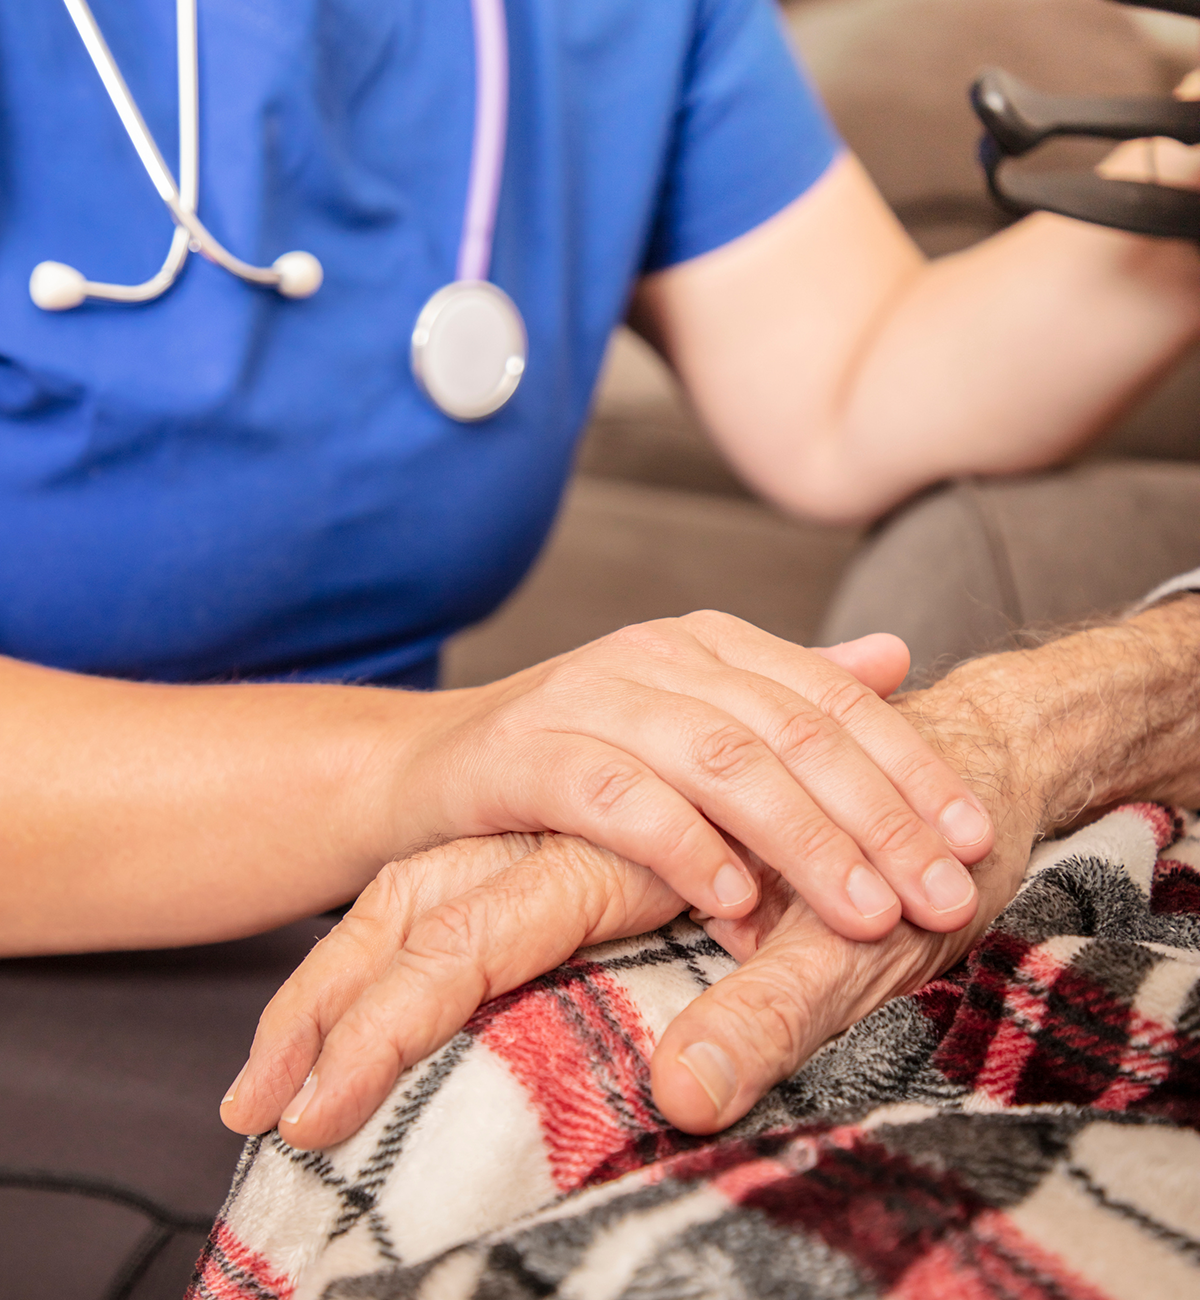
[820,461,1200,686]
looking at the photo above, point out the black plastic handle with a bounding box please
[972,68,1200,156]
[979,142,1200,239]
[1117,0,1200,18]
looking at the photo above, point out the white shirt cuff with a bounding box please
[1134,567,1200,613]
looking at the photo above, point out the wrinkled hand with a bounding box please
[221,831,684,1148]
[395,619,991,946]
[223,642,1043,1150]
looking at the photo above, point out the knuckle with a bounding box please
[771,706,838,771]
[679,609,738,637]
[409,897,480,967]
[787,812,850,867]
[577,758,647,819]
[691,723,765,786]
[720,978,810,1074]
[402,896,494,1002]
[811,674,879,729]
[886,743,940,792]
[359,860,405,916]
[603,620,681,660]
[530,656,588,706]
[860,803,928,859]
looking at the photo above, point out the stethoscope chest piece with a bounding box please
[411,280,526,422]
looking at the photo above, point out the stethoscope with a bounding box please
[29,0,527,422]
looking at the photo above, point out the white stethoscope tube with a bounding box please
[30,0,321,309]
[29,0,525,422]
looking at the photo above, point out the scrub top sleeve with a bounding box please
[642,0,842,274]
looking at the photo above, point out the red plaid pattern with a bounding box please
[188,804,1200,1300]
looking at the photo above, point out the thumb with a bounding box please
[650,909,946,1134]
[813,632,911,699]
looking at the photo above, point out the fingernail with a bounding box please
[221,1061,248,1106]
[281,1071,318,1126]
[939,799,990,848]
[846,865,898,919]
[678,1041,737,1114]
[922,859,976,913]
[713,864,753,908]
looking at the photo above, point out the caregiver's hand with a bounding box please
[396,615,991,945]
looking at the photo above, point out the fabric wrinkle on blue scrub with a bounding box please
[0,0,839,689]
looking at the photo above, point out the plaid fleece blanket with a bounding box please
[189,803,1200,1300]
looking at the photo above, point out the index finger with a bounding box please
[221,833,540,1136]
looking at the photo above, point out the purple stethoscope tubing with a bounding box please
[459,0,509,283]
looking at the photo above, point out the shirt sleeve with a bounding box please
[1135,568,1200,611]
[642,0,842,273]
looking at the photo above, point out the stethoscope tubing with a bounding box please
[459,0,509,283]
[38,0,524,420]
[48,0,306,301]
[47,0,510,297]
[64,0,280,286]
[59,0,197,301]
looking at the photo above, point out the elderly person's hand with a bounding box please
[220,830,686,1147]
[222,597,1200,1147]
[657,594,1200,1130]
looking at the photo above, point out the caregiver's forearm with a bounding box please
[0,616,999,958]
[640,153,1200,525]
[823,215,1200,519]
[0,656,435,955]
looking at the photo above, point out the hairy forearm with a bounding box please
[0,657,438,955]
[907,594,1200,837]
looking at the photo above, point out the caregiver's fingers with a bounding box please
[812,632,911,700]
[498,621,981,930]
[221,834,539,1136]
[650,909,971,1135]
[276,838,681,1150]
[563,675,972,941]
[680,612,994,865]
[503,732,763,921]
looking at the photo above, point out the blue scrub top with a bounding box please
[0,0,837,687]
